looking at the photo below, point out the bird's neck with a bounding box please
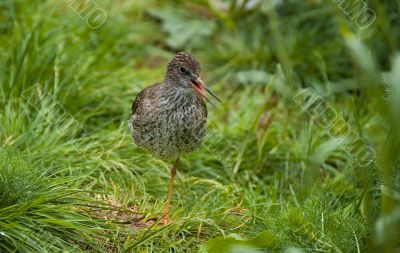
[162,82,197,107]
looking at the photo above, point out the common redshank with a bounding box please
[129,52,220,224]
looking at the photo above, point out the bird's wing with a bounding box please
[131,83,161,115]
[131,90,144,115]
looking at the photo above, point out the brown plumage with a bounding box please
[129,52,220,224]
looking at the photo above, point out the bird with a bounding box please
[129,52,220,224]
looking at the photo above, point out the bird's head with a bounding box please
[165,52,221,107]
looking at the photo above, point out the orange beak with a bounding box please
[191,77,221,108]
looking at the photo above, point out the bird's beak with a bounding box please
[191,77,221,108]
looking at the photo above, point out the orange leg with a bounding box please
[162,157,180,224]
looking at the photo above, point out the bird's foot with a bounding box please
[160,215,170,225]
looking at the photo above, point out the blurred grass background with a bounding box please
[0,0,399,252]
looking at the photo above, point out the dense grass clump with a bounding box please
[0,149,45,207]
[0,148,113,252]
[0,0,399,252]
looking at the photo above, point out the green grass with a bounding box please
[0,0,399,252]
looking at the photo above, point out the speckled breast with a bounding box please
[129,96,207,161]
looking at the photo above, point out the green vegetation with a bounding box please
[0,0,399,252]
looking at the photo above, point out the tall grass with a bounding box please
[0,0,399,252]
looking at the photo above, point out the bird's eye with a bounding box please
[179,66,188,74]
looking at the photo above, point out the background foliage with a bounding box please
[0,0,399,252]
